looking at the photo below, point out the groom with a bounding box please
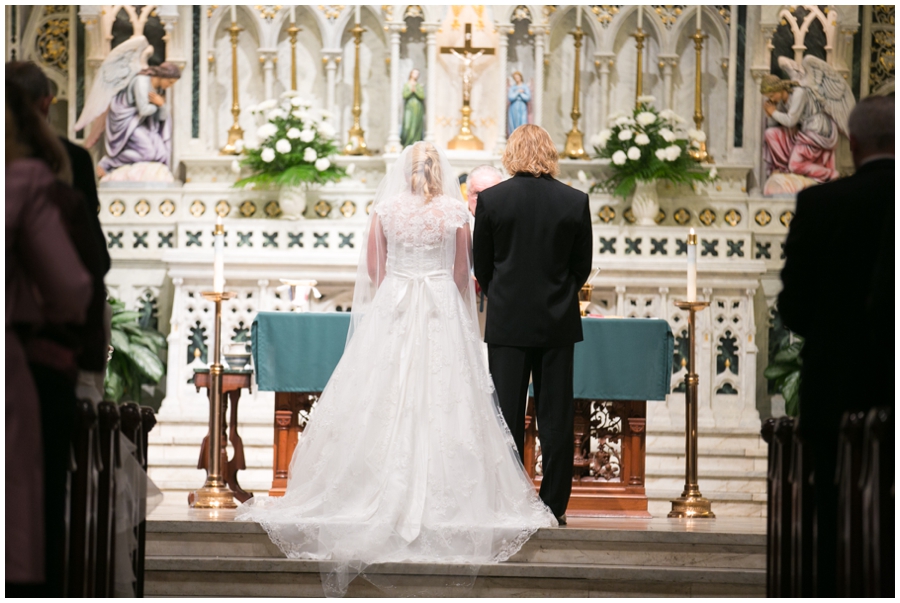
[473,125,593,524]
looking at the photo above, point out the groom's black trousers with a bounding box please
[488,344,574,518]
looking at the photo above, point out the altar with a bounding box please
[252,311,673,517]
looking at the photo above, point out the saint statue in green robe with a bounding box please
[400,69,425,147]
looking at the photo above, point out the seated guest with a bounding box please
[778,94,894,596]
[5,80,92,596]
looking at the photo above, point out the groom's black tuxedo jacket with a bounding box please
[473,172,593,347]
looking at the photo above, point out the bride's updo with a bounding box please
[408,142,443,203]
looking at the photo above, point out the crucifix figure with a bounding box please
[439,23,496,150]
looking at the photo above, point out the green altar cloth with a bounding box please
[252,313,673,401]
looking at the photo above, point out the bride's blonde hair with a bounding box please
[408,141,443,203]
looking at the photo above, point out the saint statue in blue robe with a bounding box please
[507,71,531,136]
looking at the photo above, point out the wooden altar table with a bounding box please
[252,312,673,516]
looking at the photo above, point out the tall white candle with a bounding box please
[636,5,643,30]
[696,6,702,30]
[231,4,237,23]
[355,4,361,25]
[576,5,582,28]
[289,6,295,24]
[213,216,225,294]
[687,228,697,302]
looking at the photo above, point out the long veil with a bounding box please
[347,142,474,344]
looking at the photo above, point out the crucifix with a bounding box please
[440,23,495,150]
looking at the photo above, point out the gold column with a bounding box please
[288,23,300,91]
[687,29,713,162]
[191,287,238,509]
[631,28,647,107]
[669,294,715,519]
[561,25,587,159]
[220,21,244,155]
[343,23,371,155]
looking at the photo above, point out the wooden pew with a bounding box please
[861,406,894,597]
[137,406,158,598]
[94,401,120,597]
[835,411,865,596]
[67,399,100,597]
[119,402,143,597]
[763,417,794,597]
[789,418,815,597]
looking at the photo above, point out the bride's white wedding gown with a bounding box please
[236,191,556,595]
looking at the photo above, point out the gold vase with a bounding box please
[579,283,594,317]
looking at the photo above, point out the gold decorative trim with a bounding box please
[780,210,793,227]
[318,5,344,20]
[655,209,667,225]
[135,199,151,217]
[254,5,282,20]
[724,209,741,227]
[755,209,772,227]
[340,200,357,218]
[109,199,125,217]
[240,200,257,218]
[366,201,374,215]
[315,200,332,218]
[190,200,206,217]
[215,200,231,217]
[159,199,176,217]
[591,5,619,28]
[623,206,636,224]
[597,205,616,224]
[265,200,282,218]
[698,208,717,226]
[674,207,691,225]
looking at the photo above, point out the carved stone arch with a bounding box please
[269,5,327,49]
[497,4,542,25]
[603,5,666,55]
[547,4,605,44]
[329,4,388,48]
[20,6,71,98]
[208,5,266,47]
[668,5,731,57]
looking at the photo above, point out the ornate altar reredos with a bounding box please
[12,5,893,510]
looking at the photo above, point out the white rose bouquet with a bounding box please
[589,96,714,198]
[234,91,346,189]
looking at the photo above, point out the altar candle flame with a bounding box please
[687,228,697,302]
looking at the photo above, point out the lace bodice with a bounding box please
[375,193,470,277]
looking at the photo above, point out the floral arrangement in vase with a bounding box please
[234,91,347,190]
[590,96,716,224]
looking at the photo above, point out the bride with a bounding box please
[237,142,556,595]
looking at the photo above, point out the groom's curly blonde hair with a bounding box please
[503,124,560,178]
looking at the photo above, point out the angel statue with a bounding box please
[74,36,182,182]
[760,55,855,195]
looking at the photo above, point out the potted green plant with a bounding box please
[763,335,803,417]
[233,92,347,219]
[590,96,716,225]
[104,297,167,403]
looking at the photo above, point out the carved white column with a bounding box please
[423,22,440,144]
[532,25,547,127]
[658,55,677,109]
[495,22,512,152]
[726,5,739,157]
[159,277,185,417]
[386,23,403,153]
[259,50,276,100]
[595,53,614,128]
[615,284,626,316]
[741,288,760,429]
[322,50,341,117]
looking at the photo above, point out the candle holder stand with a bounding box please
[687,29,713,163]
[343,23,372,155]
[190,291,238,509]
[561,25,587,160]
[631,28,647,107]
[220,22,244,155]
[668,300,715,518]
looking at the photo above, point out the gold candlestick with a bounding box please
[343,23,371,155]
[191,291,238,509]
[687,30,713,163]
[220,22,244,155]
[631,28,647,107]
[288,23,300,91]
[668,300,715,519]
[561,25,587,160]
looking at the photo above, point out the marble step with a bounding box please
[145,557,764,597]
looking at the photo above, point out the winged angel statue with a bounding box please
[760,55,855,195]
[74,36,181,182]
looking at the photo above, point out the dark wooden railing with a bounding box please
[763,407,895,598]
[66,400,157,598]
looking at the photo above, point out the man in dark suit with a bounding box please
[473,125,593,524]
[778,94,894,595]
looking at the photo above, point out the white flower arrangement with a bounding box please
[236,90,346,189]
[591,98,715,198]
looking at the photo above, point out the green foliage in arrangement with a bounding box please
[590,95,716,199]
[104,297,167,403]
[764,335,803,417]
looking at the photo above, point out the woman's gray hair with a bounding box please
[468,164,503,183]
